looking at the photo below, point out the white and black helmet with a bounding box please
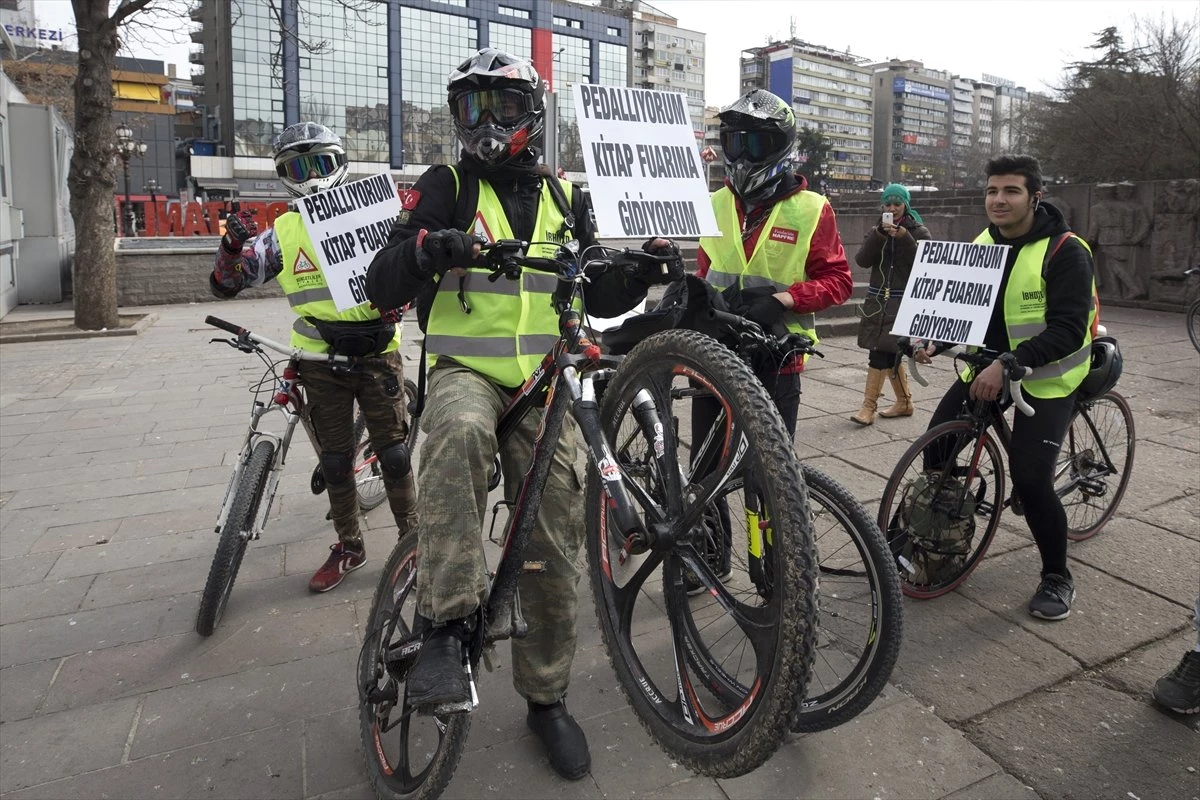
[273,122,349,197]
[717,89,798,201]
[447,48,545,169]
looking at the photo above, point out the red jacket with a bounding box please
[697,175,853,372]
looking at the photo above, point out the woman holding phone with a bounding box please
[850,183,931,425]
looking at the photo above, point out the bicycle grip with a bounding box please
[205,315,247,336]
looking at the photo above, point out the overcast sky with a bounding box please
[31,0,1200,103]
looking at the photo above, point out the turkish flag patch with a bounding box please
[399,189,421,211]
[769,227,798,244]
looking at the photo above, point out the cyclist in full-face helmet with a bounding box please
[209,122,418,594]
[688,89,853,594]
[365,48,683,782]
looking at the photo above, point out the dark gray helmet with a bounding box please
[447,48,545,169]
[1078,335,1122,400]
[717,90,797,201]
[272,122,348,197]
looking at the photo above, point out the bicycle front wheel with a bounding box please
[196,438,275,636]
[359,533,470,800]
[1059,390,1135,541]
[1188,300,1200,354]
[586,329,817,778]
[353,407,387,512]
[878,421,1005,599]
[793,465,902,732]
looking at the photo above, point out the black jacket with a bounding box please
[366,155,651,322]
[984,202,1093,369]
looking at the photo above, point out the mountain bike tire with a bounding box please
[196,438,275,636]
[359,533,471,800]
[878,421,1005,599]
[586,329,817,778]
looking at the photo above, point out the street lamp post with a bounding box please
[115,124,147,237]
[918,167,931,191]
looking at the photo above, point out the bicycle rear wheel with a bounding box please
[878,421,1005,599]
[586,329,817,778]
[359,533,470,800]
[196,438,275,636]
[793,465,902,732]
[1059,390,1135,541]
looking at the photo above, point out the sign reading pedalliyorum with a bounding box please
[890,240,1010,347]
[294,173,401,311]
[572,84,719,239]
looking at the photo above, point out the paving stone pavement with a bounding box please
[1,298,1197,800]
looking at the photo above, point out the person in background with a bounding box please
[850,183,931,425]
[209,122,418,594]
[364,48,682,781]
[1152,594,1200,714]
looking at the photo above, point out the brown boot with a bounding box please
[850,368,887,426]
[879,363,914,418]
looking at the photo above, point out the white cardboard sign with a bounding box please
[890,240,1010,347]
[571,84,719,239]
[293,173,401,311]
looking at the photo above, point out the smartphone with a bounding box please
[881,212,894,226]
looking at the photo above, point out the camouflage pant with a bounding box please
[415,362,585,704]
[298,351,418,547]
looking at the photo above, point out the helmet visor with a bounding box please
[277,152,343,182]
[452,88,533,128]
[720,129,788,162]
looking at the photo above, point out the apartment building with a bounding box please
[736,39,874,192]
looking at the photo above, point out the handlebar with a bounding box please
[204,315,355,363]
[707,307,822,363]
[477,239,679,282]
[894,336,1034,417]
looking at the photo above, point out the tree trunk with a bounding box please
[68,1,120,331]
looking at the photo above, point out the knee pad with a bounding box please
[319,451,354,487]
[378,440,411,478]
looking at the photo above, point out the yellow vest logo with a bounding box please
[292,248,318,275]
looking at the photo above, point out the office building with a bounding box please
[738,39,874,192]
[871,59,954,189]
[188,0,638,197]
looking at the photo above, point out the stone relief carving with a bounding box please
[1087,182,1152,301]
[1149,178,1200,304]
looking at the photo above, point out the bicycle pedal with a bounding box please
[365,684,398,704]
[482,644,501,673]
[521,560,546,573]
[425,698,473,716]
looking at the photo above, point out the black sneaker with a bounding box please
[1152,651,1200,714]
[405,619,472,710]
[1028,572,1075,620]
[527,700,591,780]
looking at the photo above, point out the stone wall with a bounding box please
[115,239,282,307]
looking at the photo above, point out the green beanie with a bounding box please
[881,183,923,224]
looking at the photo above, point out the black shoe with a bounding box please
[526,700,591,780]
[1028,572,1075,620]
[405,619,471,709]
[1152,651,1200,714]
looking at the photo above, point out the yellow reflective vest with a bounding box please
[273,211,400,355]
[425,169,574,388]
[972,229,1096,398]
[699,187,825,351]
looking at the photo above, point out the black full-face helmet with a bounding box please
[447,48,546,170]
[717,89,797,202]
[272,122,349,197]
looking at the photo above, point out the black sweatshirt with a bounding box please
[366,154,652,321]
[983,202,1094,369]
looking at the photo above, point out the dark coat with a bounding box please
[854,214,931,353]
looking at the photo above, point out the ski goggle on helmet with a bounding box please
[277,152,343,182]
[452,88,537,128]
[719,129,791,162]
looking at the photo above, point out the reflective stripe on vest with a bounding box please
[699,187,823,350]
[274,212,401,354]
[425,170,572,387]
[973,230,1096,398]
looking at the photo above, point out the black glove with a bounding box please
[635,238,685,285]
[416,229,476,276]
[744,294,787,330]
[221,211,257,254]
[721,284,776,316]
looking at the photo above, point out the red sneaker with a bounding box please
[308,542,366,593]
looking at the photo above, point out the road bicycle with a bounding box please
[601,278,902,733]
[358,240,818,800]
[196,318,418,636]
[1185,267,1200,354]
[877,344,1135,599]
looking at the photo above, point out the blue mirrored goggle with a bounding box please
[452,88,532,127]
[720,129,787,161]
[277,152,342,182]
